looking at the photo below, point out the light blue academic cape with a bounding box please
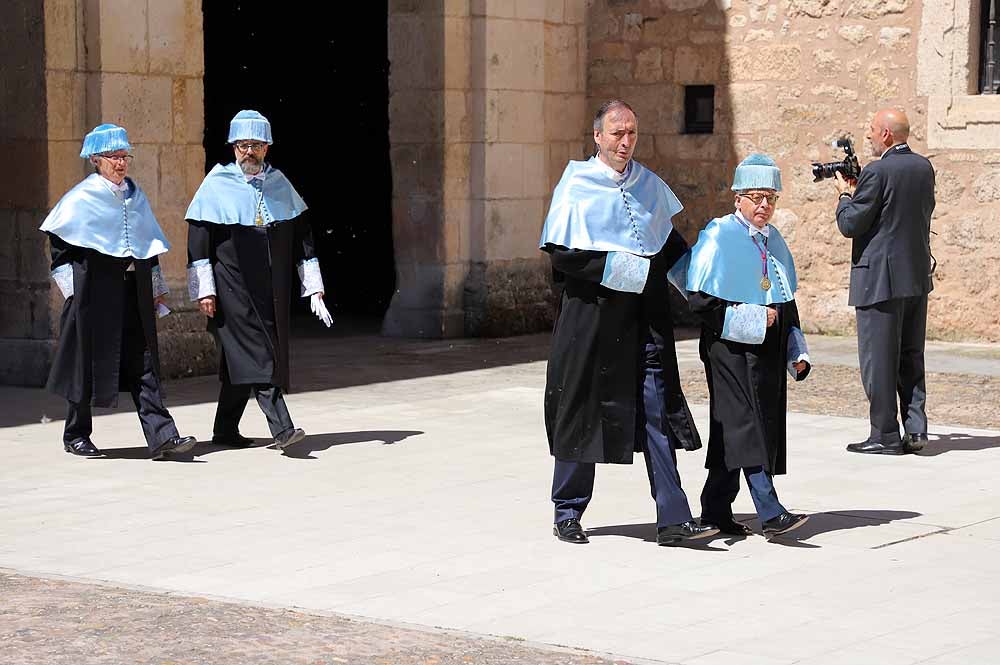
[685,214,798,306]
[539,157,683,256]
[185,162,307,226]
[39,174,169,259]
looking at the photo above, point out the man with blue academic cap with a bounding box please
[186,110,331,451]
[540,99,718,547]
[683,154,811,540]
[40,124,197,460]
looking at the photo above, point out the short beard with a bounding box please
[239,157,262,175]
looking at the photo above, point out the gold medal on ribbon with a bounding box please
[760,276,772,290]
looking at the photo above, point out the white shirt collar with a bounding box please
[244,164,268,182]
[735,210,770,238]
[593,156,631,183]
[99,176,129,194]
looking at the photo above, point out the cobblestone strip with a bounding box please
[0,572,637,665]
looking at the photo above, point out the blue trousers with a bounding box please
[701,465,785,524]
[552,343,694,528]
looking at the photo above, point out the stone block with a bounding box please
[0,210,17,281]
[484,18,544,91]
[159,145,190,208]
[483,142,524,198]
[837,25,872,45]
[491,90,545,143]
[389,89,444,144]
[127,144,159,210]
[417,141,446,195]
[484,197,545,261]
[864,63,899,100]
[727,83,770,134]
[618,83,677,134]
[17,210,52,283]
[482,0,518,18]
[674,46,722,83]
[563,0,586,24]
[444,16,471,90]
[47,140,89,208]
[392,194,445,265]
[390,13,446,90]
[149,0,198,76]
[0,338,53,387]
[641,15,687,44]
[544,93,586,142]
[878,27,911,50]
[546,0,564,23]
[784,0,841,18]
[523,144,547,198]
[622,13,643,42]
[93,0,148,73]
[635,47,663,83]
[96,73,173,144]
[391,143,422,198]
[444,142,471,201]
[173,77,204,145]
[185,145,207,201]
[545,23,580,93]
[516,0,547,20]
[589,58,633,85]
[443,197,473,261]
[972,170,1000,203]
[846,0,910,19]
[548,141,572,190]
[729,45,801,81]
[46,70,87,142]
[928,96,1000,150]
[934,169,966,202]
[445,91,474,142]
[44,0,78,70]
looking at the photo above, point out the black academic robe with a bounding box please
[543,230,701,465]
[46,233,162,408]
[688,293,809,475]
[187,214,316,393]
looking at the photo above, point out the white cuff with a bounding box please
[52,264,73,299]
[151,265,169,298]
[721,304,767,344]
[298,258,325,297]
[601,251,650,293]
[187,260,217,301]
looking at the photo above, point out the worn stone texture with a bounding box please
[587,0,998,341]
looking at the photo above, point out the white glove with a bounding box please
[310,293,333,328]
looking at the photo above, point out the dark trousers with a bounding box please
[214,380,294,439]
[551,343,693,528]
[64,277,178,450]
[856,295,928,443]
[701,465,785,524]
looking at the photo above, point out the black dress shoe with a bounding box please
[846,439,905,455]
[64,438,101,457]
[211,433,255,448]
[151,435,197,460]
[701,515,752,536]
[272,427,306,450]
[762,512,809,540]
[905,433,929,453]
[657,521,720,546]
[553,518,589,544]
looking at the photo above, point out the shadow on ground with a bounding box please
[917,432,1000,456]
[588,509,923,550]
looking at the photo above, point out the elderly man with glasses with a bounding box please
[185,110,331,452]
[39,123,197,460]
[679,154,812,541]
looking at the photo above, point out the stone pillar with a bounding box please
[384,0,587,338]
[0,0,211,386]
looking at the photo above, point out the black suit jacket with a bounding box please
[836,144,935,307]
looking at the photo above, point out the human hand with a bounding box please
[310,293,333,328]
[766,306,777,327]
[154,295,165,308]
[793,360,807,374]
[834,172,856,196]
[199,295,216,317]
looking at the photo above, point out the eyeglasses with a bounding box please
[234,141,267,153]
[739,192,779,207]
[97,153,134,164]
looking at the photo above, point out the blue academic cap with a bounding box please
[80,124,131,158]
[731,153,782,192]
[228,110,273,144]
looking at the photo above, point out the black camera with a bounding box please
[811,138,861,182]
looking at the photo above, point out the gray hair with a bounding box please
[593,99,636,132]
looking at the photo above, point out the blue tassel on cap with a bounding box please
[731,153,782,192]
[80,124,131,158]
[228,109,273,144]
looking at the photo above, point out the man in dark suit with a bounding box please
[834,108,935,455]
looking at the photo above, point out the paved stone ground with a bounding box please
[2,329,999,664]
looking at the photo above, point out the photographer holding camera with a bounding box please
[833,108,936,456]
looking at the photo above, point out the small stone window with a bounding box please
[683,85,714,134]
[980,0,999,93]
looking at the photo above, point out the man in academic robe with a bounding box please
[540,100,718,547]
[40,123,197,460]
[186,110,332,451]
[683,154,811,540]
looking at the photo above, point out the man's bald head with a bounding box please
[868,108,910,157]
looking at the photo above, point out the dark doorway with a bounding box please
[202,1,395,328]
